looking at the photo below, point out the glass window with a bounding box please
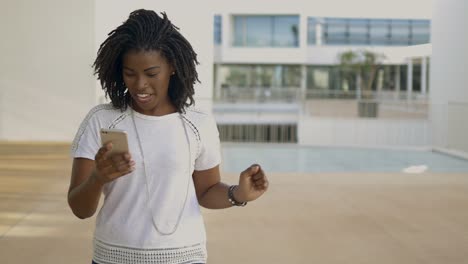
[281,65,301,87]
[232,15,299,47]
[412,63,422,92]
[219,65,301,89]
[316,17,430,46]
[252,65,275,87]
[324,18,348,45]
[410,20,430,45]
[233,16,245,46]
[214,15,222,45]
[220,65,252,88]
[390,19,411,46]
[369,19,390,45]
[308,18,316,45]
[246,16,272,47]
[400,65,408,91]
[273,16,300,47]
[348,19,369,45]
[307,66,330,89]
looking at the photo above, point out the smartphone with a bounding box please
[100,128,129,156]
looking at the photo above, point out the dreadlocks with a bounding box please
[93,9,199,113]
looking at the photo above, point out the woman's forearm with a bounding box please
[68,171,104,219]
[198,182,244,209]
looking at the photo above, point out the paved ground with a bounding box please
[1,142,468,264]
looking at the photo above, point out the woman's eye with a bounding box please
[124,72,135,77]
[147,73,158,77]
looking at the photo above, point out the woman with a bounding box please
[68,9,269,264]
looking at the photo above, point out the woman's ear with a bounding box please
[170,65,175,76]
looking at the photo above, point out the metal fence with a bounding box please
[218,123,298,143]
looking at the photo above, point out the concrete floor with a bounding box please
[1,143,468,263]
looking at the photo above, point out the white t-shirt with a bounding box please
[71,104,221,264]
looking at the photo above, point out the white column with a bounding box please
[221,13,230,52]
[407,58,413,100]
[395,65,401,99]
[316,18,323,46]
[421,56,427,96]
[214,64,222,101]
[300,65,307,114]
[356,74,362,100]
[299,13,308,50]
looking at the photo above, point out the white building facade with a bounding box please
[212,8,432,147]
[2,0,466,157]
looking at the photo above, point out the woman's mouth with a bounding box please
[134,93,153,104]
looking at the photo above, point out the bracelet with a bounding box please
[228,185,247,207]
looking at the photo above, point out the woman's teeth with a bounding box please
[137,94,151,98]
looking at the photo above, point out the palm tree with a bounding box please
[338,49,385,99]
[338,50,386,117]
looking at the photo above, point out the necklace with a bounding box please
[130,108,192,236]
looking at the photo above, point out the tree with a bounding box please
[338,49,386,99]
[338,50,386,117]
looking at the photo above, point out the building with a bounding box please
[1,0,466,158]
[212,10,431,146]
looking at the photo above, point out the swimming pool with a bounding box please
[220,144,468,173]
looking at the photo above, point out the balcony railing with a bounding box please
[214,87,429,119]
[216,87,301,103]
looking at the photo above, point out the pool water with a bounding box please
[220,144,468,173]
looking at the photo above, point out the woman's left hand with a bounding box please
[234,164,269,203]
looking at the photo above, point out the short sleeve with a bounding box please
[194,115,221,171]
[70,111,101,160]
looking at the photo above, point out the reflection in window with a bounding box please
[214,15,222,45]
[233,15,299,47]
[307,65,409,93]
[274,16,299,47]
[308,18,317,45]
[324,18,348,45]
[319,17,430,46]
[233,17,245,46]
[348,19,368,45]
[370,19,389,45]
[411,20,431,45]
[246,16,272,47]
[219,65,301,88]
[307,67,330,89]
[390,19,410,45]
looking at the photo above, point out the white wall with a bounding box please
[0,0,95,141]
[430,0,468,153]
[299,117,430,148]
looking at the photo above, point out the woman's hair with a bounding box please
[93,9,199,113]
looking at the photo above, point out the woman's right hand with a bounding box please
[93,142,135,185]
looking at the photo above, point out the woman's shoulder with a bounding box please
[83,103,128,120]
[78,103,130,129]
[87,103,123,116]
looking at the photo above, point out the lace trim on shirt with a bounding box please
[109,112,130,129]
[93,239,207,264]
[70,104,115,155]
[180,115,201,158]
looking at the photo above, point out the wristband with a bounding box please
[228,185,247,207]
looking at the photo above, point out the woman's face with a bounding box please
[122,49,175,116]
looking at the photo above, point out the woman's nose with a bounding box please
[136,76,148,90]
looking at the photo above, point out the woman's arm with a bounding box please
[68,158,104,219]
[68,143,135,219]
[193,164,269,209]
